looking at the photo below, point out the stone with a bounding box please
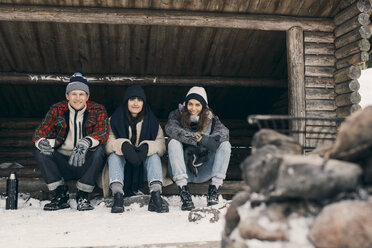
[309,200,372,248]
[265,201,321,222]
[271,154,362,201]
[240,145,282,193]
[224,191,251,236]
[251,129,302,155]
[238,216,287,241]
[327,106,372,161]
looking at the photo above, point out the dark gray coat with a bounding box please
[165,109,229,146]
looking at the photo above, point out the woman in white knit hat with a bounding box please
[165,86,231,210]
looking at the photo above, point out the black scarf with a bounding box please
[110,85,159,196]
[110,85,159,142]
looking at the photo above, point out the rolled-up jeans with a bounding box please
[108,152,163,187]
[167,139,231,186]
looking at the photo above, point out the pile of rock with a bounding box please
[222,106,372,248]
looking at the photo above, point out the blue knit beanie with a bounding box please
[66,70,89,95]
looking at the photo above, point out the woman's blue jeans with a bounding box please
[167,139,231,186]
[108,152,163,187]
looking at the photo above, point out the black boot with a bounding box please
[111,192,124,213]
[44,185,70,211]
[179,185,195,211]
[207,185,219,206]
[76,190,94,211]
[148,191,169,213]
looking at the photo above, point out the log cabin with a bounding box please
[0,0,370,198]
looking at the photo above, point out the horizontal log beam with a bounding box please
[306,110,337,118]
[334,65,361,83]
[305,55,336,67]
[305,77,334,88]
[335,92,361,107]
[306,100,336,111]
[334,13,370,38]
[0,73,287,88]
[335,80,360,94]
[305,66,335,78]
[335,26,371,49]
[0,4,334,31]
[304,43,334,55]
[305,88,335,100]
[336,52,369,70]
[336,104,361,117]
[335,39,370,59]
[334,0,371,26]
[304,32,334,43]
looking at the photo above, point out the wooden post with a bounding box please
[287,26,305,147]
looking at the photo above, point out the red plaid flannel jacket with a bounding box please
[33,101,109,148]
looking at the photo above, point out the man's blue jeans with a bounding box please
[167,139,231,186]
[108,152,163,187]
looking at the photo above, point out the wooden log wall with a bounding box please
[333,0,371,117]
[304,30,337,149]
[0,118,251,198]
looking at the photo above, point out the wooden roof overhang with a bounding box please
[0,1,343,119]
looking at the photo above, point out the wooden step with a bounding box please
[0,177,245,197]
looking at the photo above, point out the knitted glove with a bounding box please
[136,143,148,164]
[69,138,92,167]
[121,142,141,166]
[200,135,220,152]
[38,139,54,155]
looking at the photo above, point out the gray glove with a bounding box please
[38,139,54,155]
[68,138,92,167]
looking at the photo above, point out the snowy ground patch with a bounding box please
[0,194,227,248]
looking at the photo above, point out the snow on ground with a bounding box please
[0,194,227,248]
[0,193,317,248]
[230,201,315,248]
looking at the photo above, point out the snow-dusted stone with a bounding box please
[240,145,282,193]
[238,216,287,241]
[251,129,302,155]
[224,191,251,236]
[271,155,362,200]
[309,200,372,248]
[327,106,372,161]
[265,201,321,222]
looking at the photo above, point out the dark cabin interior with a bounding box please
[1,0,356,195]
[0,25,288,120]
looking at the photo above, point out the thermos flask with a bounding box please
[6,172,18,210]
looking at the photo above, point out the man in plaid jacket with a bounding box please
[33,71,109,211]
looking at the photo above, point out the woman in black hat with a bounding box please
[106,85,168,213]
